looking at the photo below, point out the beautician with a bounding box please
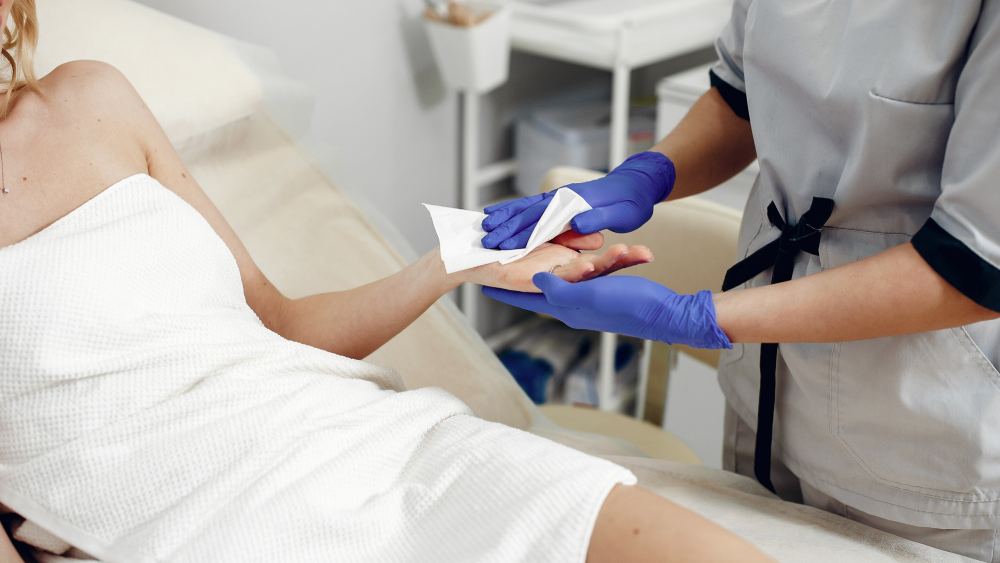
[482,1,1000,559]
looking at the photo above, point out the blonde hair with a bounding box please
[2,0,39,117]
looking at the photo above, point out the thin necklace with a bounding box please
[0,138,6,195]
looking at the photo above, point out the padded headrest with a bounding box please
[33,0,263,145]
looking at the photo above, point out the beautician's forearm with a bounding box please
[714,243,1000,343]
[652,88,757,201]
[273,251,457,359]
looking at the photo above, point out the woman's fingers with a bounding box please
[586,243,631,275]
[475,240,653,292]
[553,244,653,282]
[551,257,597,281]
[587,244,653,278]
[551,230,605,251]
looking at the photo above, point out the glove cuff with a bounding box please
[613,151,677,203]
[642,290,733,349]
[692,290,733,349]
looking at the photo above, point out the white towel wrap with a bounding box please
[0,174,634,562]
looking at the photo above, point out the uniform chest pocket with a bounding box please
[862,91,954,197]
[869,1,978,105]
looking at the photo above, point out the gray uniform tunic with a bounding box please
[713,0,1000,529]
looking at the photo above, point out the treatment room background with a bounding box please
[137,0,732,467]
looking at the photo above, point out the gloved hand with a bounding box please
[483,273,732,349]
[481,151,676,250]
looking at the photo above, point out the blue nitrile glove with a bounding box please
[483,273,732,349]
[481,151,676,250]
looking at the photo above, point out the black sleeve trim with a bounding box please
[912,218,1000,312]
[709,69,750,121]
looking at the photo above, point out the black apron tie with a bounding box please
[721,197,834,493]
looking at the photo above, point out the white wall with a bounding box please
[136,0,716,255]
[137,0,459,254]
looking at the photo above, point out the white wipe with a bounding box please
[424,188,592,273]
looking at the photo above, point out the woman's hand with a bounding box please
[457,231,654,292]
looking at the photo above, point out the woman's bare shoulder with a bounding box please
[16,61,153,184]
[40,60,133,95]
[38,60,138,107]
[26,60,161,165]
[32,60,146,125]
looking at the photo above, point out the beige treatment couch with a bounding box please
[8,1,969,561]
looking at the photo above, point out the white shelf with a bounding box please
[505,0,732,69]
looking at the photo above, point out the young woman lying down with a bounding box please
[0,1,769,561]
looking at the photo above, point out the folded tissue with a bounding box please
[424,188,592,274]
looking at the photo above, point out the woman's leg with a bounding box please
[587,485,772,562]
[0,525,25,563]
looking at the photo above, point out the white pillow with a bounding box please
[33,0,263,145]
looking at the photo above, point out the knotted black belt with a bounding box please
[721,197,834,493]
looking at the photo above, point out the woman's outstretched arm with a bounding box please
[274,234,650,358]
[95,62,649,358]
[262,234,646,358]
